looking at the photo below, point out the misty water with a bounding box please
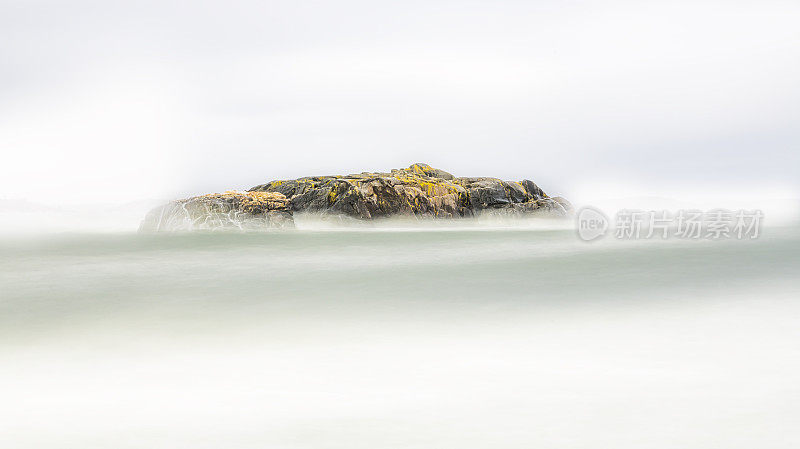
[1,223,799,448]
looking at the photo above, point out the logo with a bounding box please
[575,207,762,241]
[576,206,609,241]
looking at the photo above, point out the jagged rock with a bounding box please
[250,163,572,220]
[139,191,293,232]
[520,179,546,200]
[141,163,571,231]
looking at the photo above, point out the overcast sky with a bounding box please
[1,0,798,205]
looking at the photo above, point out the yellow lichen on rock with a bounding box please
[197,190,290,212]
[244,163,572,220]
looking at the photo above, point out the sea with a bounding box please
[1,217,799,448]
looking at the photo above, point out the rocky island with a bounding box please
[139,163,572,231]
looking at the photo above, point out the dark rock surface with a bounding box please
[250,163,572,220]
[141,163,572,231]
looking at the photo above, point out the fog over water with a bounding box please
[2,1,799,447]
[2,227,799,448]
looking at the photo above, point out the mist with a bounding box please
[3,227,799,448]
[2,3,800,447]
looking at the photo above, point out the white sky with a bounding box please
[1,0,798,205]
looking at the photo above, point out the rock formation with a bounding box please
[251,163,572,219]
[139,191,293,232]
[140,163,572,231]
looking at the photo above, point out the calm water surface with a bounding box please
[1,224,799,448]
